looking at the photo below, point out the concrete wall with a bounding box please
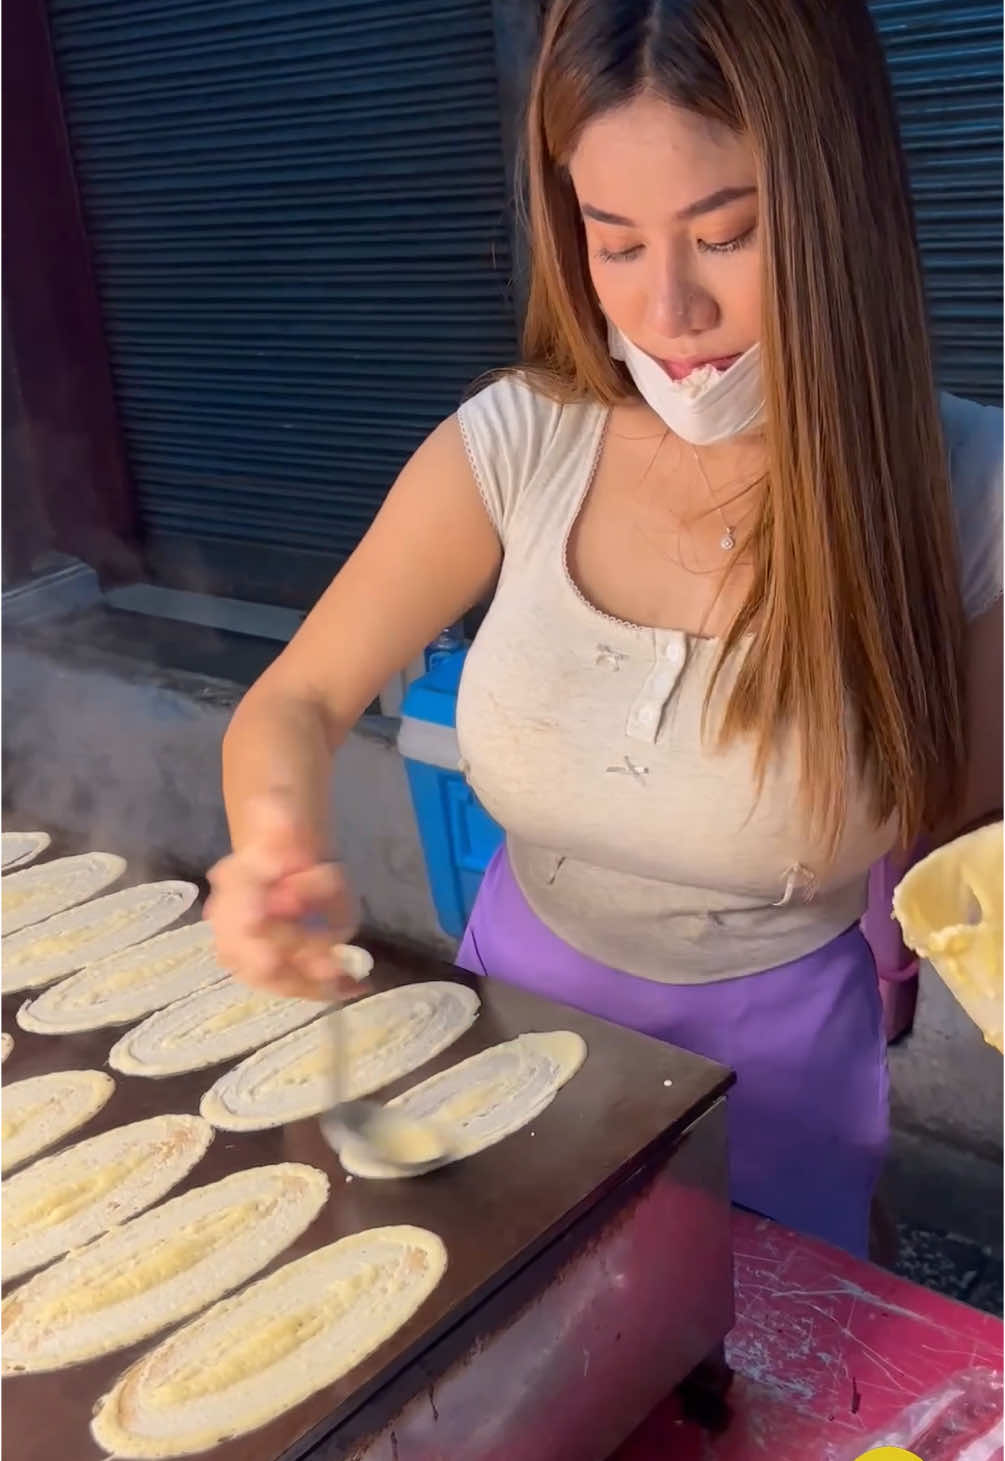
[3,639,1000,1173]
[2,643,453,959]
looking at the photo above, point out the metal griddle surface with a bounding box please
[2,914,731,1461]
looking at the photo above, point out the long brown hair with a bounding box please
[519,0,966,853]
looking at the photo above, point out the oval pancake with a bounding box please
[339,1031,587,1179]
[3,881,198,994]
[200,981,479,1131]
[91,1225,447,1458]
[3,1164,329,1373]
[108,979,326,1078]
[2,1069,115,1173]
[3,1113,212,1280]
[3,852,125,936]
[1,832,51,873]
[17,922,227,1035]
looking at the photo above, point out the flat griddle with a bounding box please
[2,909,732,1461]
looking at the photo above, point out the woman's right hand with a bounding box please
[205,793,364,1002]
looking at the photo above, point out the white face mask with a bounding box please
[608,323,765,446]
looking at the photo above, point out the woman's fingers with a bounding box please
[205,849,366,999]
[266,863,359,943]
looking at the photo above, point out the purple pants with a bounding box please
[457,848,889,1258]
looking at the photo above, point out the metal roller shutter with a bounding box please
[46,0,518,604]
[872,0,1002,404]
[47,0,1000,610]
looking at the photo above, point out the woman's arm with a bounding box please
[209,414,502,996]
[222,415,500,846]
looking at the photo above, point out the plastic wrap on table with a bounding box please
[836,1368,1003,1460]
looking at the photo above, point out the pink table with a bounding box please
[615,1210,1003,1460]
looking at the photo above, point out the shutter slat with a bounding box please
[48,0,1000,598]
[872,0,1002,403]
[48,0,518,590]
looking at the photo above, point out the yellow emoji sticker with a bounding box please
[854,1450,923,1461]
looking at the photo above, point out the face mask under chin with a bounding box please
[607,324,766,447]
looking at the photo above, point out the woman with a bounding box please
[207,0,1002,1258]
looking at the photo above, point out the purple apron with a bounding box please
[458,847,890,1259]
[863,847,925,1042]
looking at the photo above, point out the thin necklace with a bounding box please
[636,426,671,495]
[628,426,755,575]
[691,445,737,552]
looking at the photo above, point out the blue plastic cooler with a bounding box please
[397,647,503,938]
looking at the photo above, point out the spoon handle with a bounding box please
[297,912,345,1110]
[327,976,345,1110]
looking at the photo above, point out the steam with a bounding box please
[3,637,234,883]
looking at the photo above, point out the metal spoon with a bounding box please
[303,920,452,1174]
[320,1099,452,1177]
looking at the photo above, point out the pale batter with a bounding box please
[2,881,198,994]
[3,1163,328,1373]
[2,1069,115,1173]
[90,1225,447,1459]
[1,832,51,873]
[3,852,125,935]
[339,1031,587,1178]
[108,978,325,1077]
[334,943,375,980]
[894,822,1004,1051]
[1,1033,12,1062]
[200,981,480,1130]
[17,921,227,1035]
[2,1113,212,1280]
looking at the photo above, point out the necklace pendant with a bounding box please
[720,530,736,551]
